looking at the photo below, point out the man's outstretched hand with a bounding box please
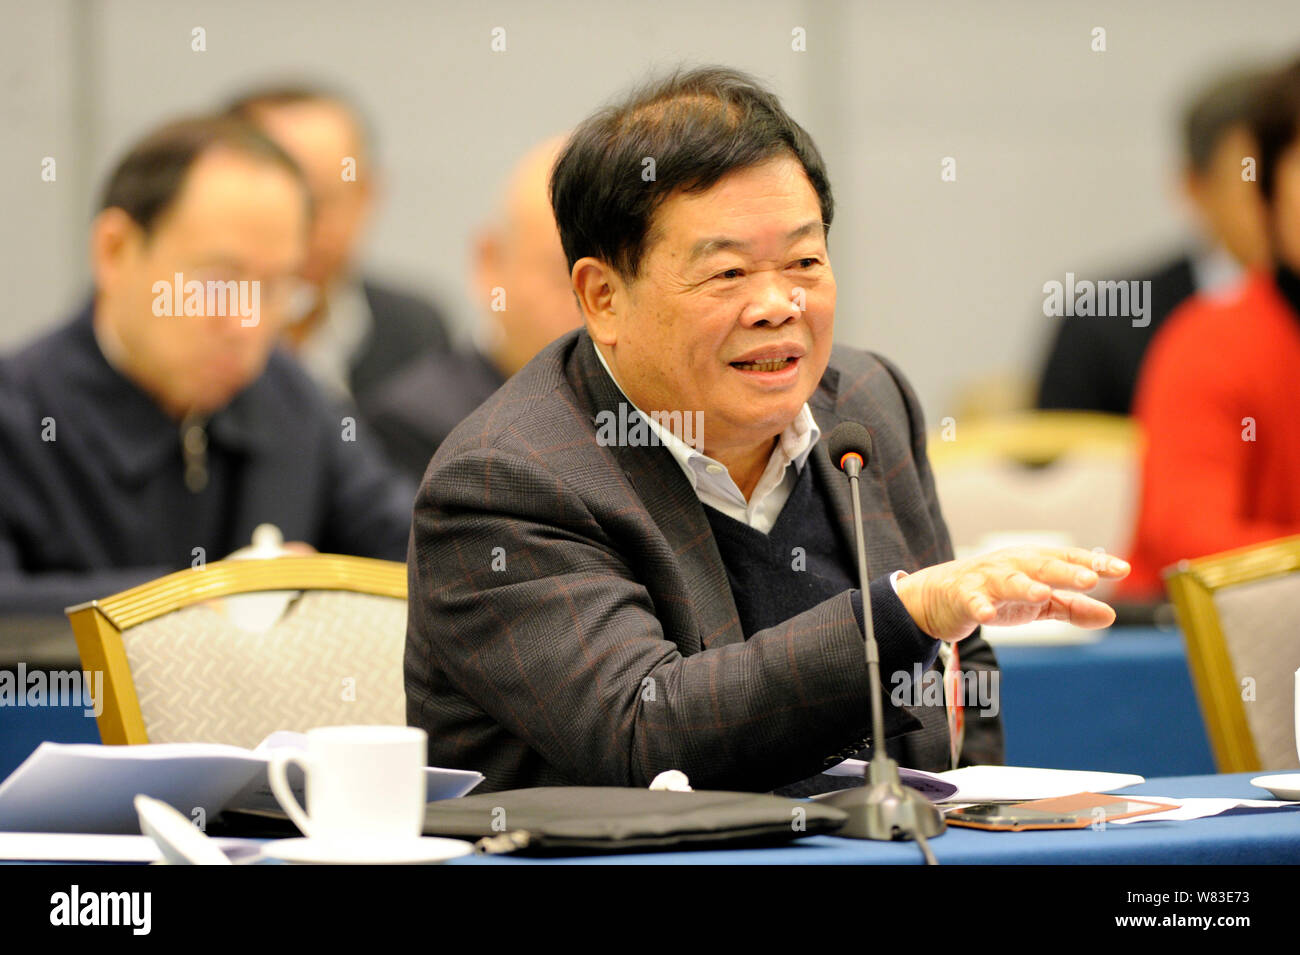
[894,546,1130,643]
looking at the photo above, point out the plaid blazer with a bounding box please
[406,329,1004,793]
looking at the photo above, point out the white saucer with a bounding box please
[262,836,474,865]
[1249,774,1300,801]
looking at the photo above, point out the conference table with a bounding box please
[0,620,1286,865]
[0,624,1216,782]
[445,773,1300,865]
[2,772,1293,864]
[444,779,1300,867]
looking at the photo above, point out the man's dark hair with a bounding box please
[549,66,834,280]
[1251,56,1300,203]
[1183,67,1270,175]
[98,114,310,236]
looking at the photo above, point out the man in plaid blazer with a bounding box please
[405,67,1130,793]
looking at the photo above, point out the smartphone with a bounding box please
[945,794,1170,830]
[946,803,1079,827]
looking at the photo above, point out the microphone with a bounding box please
[817,422,945,851]
[826,421,872,479]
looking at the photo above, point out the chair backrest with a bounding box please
[1166,536,1300,773]
[66,555,408,747]
[927,412,1140,556]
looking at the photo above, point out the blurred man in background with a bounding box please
[0,116,414,614]
[1037,67,1271,414]
[228,86,452,412]
[365,136,582,480]
[1123,56,1300,597]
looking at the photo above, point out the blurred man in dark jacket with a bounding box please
[1037,67,1271,414]
[0,116,415,614]
[229,86,453,412]
[366,136,581,480]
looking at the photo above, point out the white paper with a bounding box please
[0,833,264,863]
[821,762,1145,802]
[0,833,162,862]
[0,735,484,834]
[823,759,869,777]
[0,743,268,834]
[932,765,1145,803]
[1109,797,1300,824]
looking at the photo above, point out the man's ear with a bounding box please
[90,207,142,293]
[572,256,622,346]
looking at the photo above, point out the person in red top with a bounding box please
[1124,56,1300,598]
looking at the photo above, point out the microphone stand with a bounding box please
[818,452,945,854]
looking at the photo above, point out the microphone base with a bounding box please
[818,778,947,841]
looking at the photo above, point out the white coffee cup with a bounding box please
[1294,667,1300,765]
[267,725,427,842]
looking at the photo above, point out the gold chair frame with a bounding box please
[1165,535,1300,773]
[64,555,406,746]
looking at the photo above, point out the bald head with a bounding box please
[497,135,567,237]
[475,135,581,377]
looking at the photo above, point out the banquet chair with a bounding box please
[1165,535,1300,773]
[65,555,408,748]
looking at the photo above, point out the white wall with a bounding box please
[828,0,1300,424]
[3,0,1299,422]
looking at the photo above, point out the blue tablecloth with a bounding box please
[995,627,1215,776]
[0,693,100,781]
[0,626,1215,781]
[448,773,1300,865]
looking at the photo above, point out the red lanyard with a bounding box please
[943,641,965,770]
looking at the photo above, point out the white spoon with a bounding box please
[134,795,233,865]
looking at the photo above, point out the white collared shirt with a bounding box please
[294,277,374,402]
[592,342,912,592]
[593,344,818,534]
[1190,243,1245,300]
[593,342,941,768]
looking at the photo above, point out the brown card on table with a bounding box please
[946,792,1172,831]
